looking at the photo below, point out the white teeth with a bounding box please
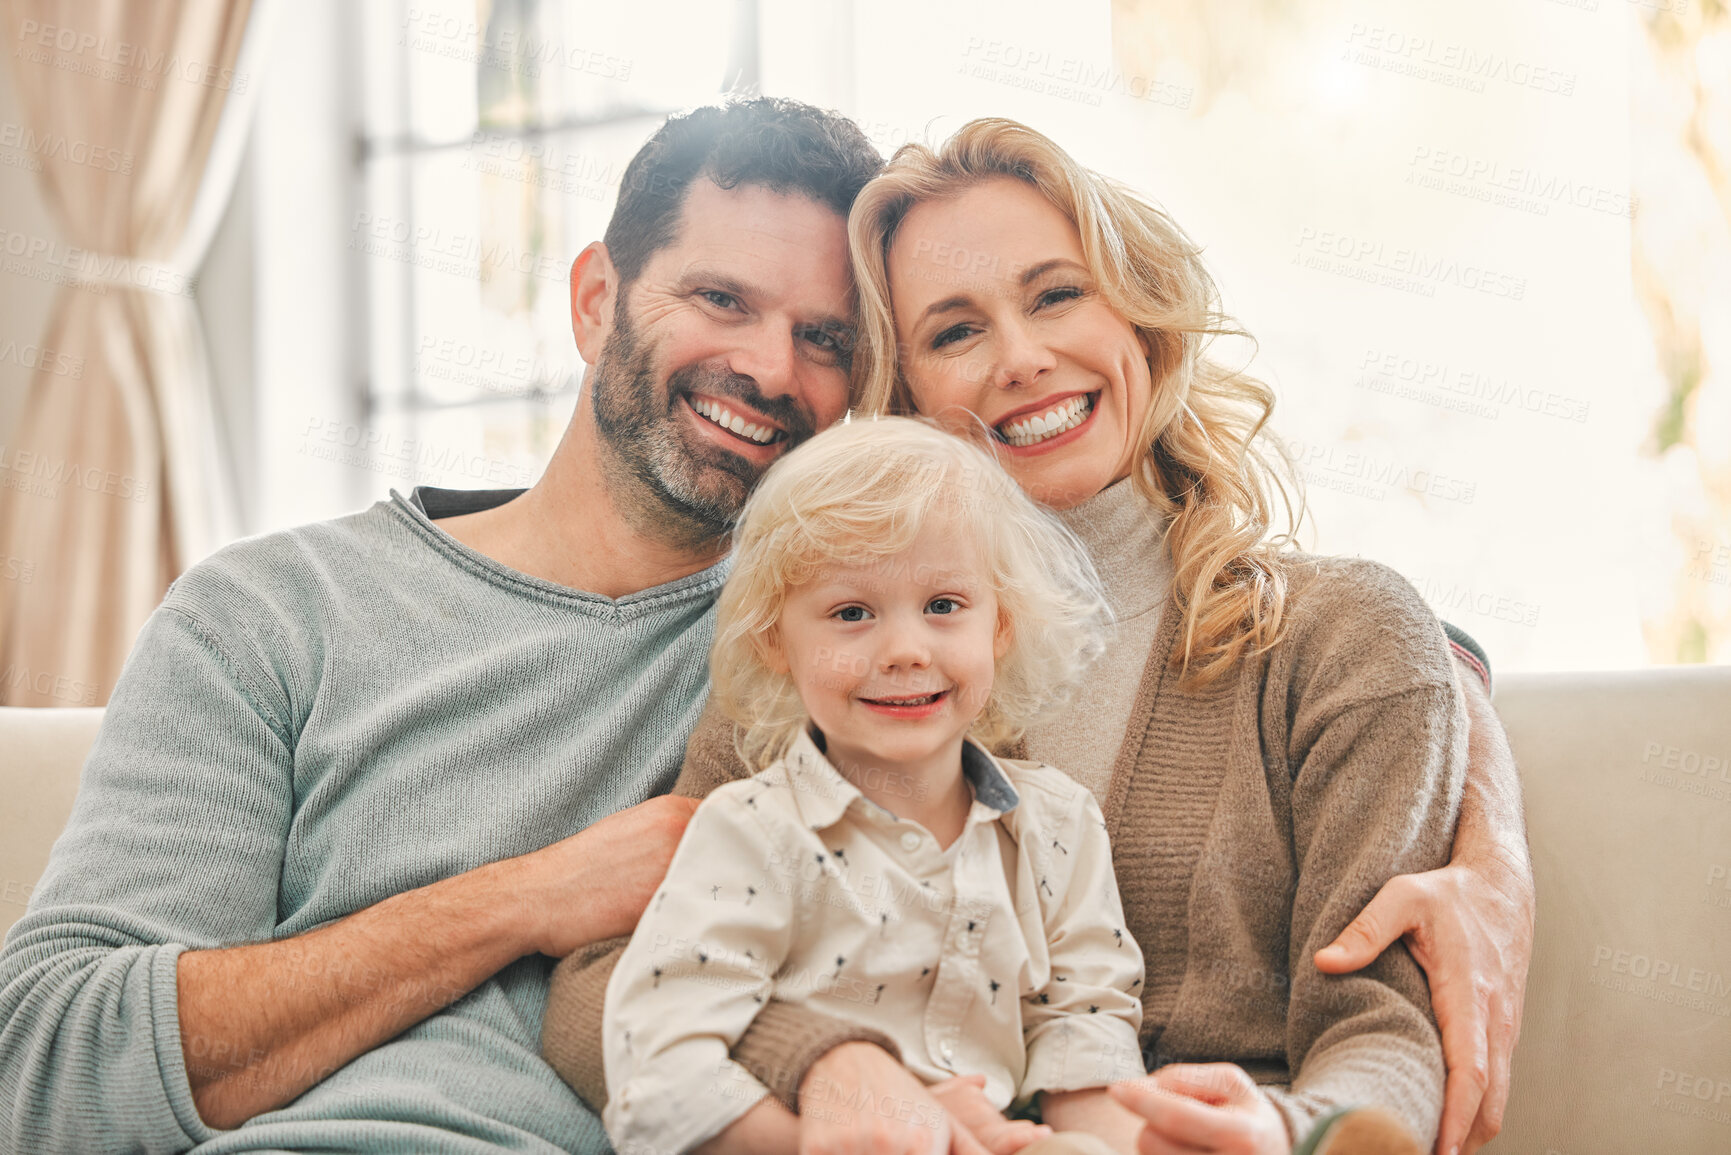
[692,397,778,444]
[997,394,1093,447]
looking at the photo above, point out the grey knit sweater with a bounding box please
[544,553,1466,1149]
[0,487,727,1154]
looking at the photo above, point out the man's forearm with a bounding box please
[1450,664,1532,885]
[178,854,534,1129]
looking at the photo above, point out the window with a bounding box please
[350,0,753,495]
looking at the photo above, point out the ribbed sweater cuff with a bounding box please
[731,1000,902,1113]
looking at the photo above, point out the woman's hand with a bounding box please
[1313,851,1533,1155]
[929,1073,1053,1154]
[796,1041,987,1155]
[1107,1063,1290,1155]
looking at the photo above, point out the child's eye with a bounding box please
[927,598,959,615]
[835,606,870,623]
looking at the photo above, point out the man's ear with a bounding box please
[570,241,618,364]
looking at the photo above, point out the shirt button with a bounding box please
[900,831,921,851]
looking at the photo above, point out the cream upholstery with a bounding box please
[1485,668,1731,1153]
[0,706,103,940]
[1,669,1727,1150]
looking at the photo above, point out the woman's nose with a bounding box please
[987,321,1058,390]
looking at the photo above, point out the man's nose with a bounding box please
[726,327,800,400]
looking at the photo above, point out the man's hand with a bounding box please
[798,1041,989,1154]
[1108,1064,1290,1154]
[1313,853,1533,1155]
[513,793,700,957]
[929,1073,1052,1154]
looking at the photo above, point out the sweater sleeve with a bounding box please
[1264,568,1468,1149]
[0,601,296,1154]
[542,700,901,1113]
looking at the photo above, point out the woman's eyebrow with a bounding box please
[914,294,971,329]
[1018,257,1086,285]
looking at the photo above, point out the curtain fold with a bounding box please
[0,0,265,705]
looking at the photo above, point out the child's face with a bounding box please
[769,512,1011,780]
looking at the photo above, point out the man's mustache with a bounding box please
[666,365,819,446]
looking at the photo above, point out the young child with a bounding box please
[600,417,1145,1155]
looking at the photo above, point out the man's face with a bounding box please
[587,180,855,542]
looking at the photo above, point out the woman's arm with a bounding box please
[1259,565,1470,1151]
[1315,650,1534,1155]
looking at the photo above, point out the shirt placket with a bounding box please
[922,806,999,1073]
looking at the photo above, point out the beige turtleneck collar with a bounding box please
[1021,475,1174,803]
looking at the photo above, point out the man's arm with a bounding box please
[178,792,693,1128]
[0,597,693,1149]
[1316,638,1535,1155]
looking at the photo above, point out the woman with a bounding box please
[544,119,1530,1155]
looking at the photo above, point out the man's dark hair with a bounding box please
[603,97,884,289]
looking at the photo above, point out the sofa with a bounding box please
[2,666,1727,1153]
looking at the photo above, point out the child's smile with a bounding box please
[768,510,1012,809]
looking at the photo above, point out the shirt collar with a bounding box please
[782,726,1021,832]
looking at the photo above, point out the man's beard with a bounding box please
[589,307,817,544]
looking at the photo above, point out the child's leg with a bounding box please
[1018,1134,1122,1155]
[691,1095,800,1155]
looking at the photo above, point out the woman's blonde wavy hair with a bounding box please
[711,415,1112,771]
[847,118,1303,688]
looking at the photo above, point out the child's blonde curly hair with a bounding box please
[711,415,1113,770]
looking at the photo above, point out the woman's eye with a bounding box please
[931,324,974,350]
[835,606,869,622]
[1036,286,1083,309]
[927,598,959,615]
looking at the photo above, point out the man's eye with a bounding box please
[931,324,975,350]
[835,606,869,622]
[699,290,739,310]
[801,327,839,351]
[928,598,958,615]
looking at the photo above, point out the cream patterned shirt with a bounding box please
[602,727,1146,1155]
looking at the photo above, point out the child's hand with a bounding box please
[929,1074,1054,1155]
[1107,1063,1291,1155]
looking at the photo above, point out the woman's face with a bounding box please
[887,177,1155,509]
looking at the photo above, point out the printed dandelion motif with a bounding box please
[1040,876,1054,898]
[745,886,757,906]
[920,966,932,978]
[1035,992,1050,1005]
[1051,838,1068,855]
[696,949,710,965]
[711,885,721,901]
[880,911,890,935]
[655,891,669,912]
[815,852,826,866]
[832,954,846,978]
[832,847,848,866]
[873,983,886,1003]
[989,979,1001,1005]
[1088,1005,1099,1014]
[651,966,663,989]
[1113,928,1123,948]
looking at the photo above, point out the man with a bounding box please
[0,99,1531,1154]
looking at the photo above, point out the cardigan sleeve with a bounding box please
[541,700,901,1113]
[1263,562,1468,1148]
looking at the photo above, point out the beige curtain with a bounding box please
[0,0,268,706]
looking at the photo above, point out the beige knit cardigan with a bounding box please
[542,554,1466,1146]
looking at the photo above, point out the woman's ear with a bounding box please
[570,241,618,364]
[994,608,1014,661]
